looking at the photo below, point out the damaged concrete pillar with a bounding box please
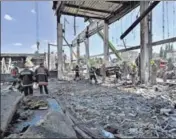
[84,36,90,74]
[104,20,109,63]
[103,20,109,81]
[77,38,80,66]
[70,44,73,64]
[57,22,63,79]
[148,10,153,81]
[140,1,150,84]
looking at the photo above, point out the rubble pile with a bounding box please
[5,96,50,137]
[51,80,176,138]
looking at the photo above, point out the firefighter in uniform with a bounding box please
[115,65,121,82]
[151,60,157,85]
[130,63,137,85]
[89,66,98,84]
[163,65,168,82]
[19,63,34,96]
[101,63,106,82]
[35,63,49,94]
[74,65,80,80]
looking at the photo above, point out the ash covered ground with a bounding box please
[49,78,176,138]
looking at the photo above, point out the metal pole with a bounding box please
[120,1,160,39]
[48,43,50,70]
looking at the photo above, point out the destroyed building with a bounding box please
[1,1,176,139]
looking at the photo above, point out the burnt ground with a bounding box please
[1,77,176,138]
[49,78,176,138]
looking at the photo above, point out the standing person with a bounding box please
[163,65,168,82]
[101,63,106,82]
[19,63,34,96]
[11,64,19,87]
[74,65,80,81]
[123,61,129,80]
[89,66,98,84]
[135,54,141,78]
[130,63,137,85]
[115,65,121,82]
[150,60,157,85]
[35,63,49,94]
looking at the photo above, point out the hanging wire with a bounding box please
[173,1,176,36]
[166,1,169,38]
[162,1,165,40]
[35,1,39,51]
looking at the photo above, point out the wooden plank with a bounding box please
[74,126,92,139]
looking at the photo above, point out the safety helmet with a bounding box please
[24,63,30,68]
[150,60,155,65]
[131,62,136,67]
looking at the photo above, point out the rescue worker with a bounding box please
[135,54,141,78]
[89,66,98,84]
[35,63,49,94]
[115,65,121,82]
[150,60,157,85]
[11,64,19,87]
[130,63,137,85]
[163,65,168,82]
[123,61,129,80]
[19,63,34,96]
[101,63,106,82]
[74,65,80,81]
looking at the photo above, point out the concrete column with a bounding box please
[102,20,109,81]
[57,22,63,79]
[140,1,150,84]
[104,20,109,63]
[70,44,73,64]
[148,10,153,81]
[84,37,90,73]
[77,39,80,65]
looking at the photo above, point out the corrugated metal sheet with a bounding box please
[53,1,140,22]
[59,1,122,19]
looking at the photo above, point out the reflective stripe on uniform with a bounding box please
[21,83,33,87]
[37,73,46,75]
[20,71,32,75]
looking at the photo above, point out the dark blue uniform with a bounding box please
[74,65,80,80]
[35,66,49,94]
[89,67,97,83]
[19,68,34,96]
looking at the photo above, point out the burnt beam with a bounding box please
[120,1,160,40]
[64,3,112,14]
[106,1,128,5]
[61,12,106,20]
[106,1,139,24]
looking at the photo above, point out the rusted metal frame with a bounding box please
[64,3,112,14]
[106,1,129,5]
[56,1,65,22]
[52,1,57,10]
[90,37,176,57]
[120,1,160,39]
[106,1,139,24]
[72,2,139,46]
[61,11,106,20]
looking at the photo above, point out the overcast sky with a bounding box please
[1,1,176,58]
